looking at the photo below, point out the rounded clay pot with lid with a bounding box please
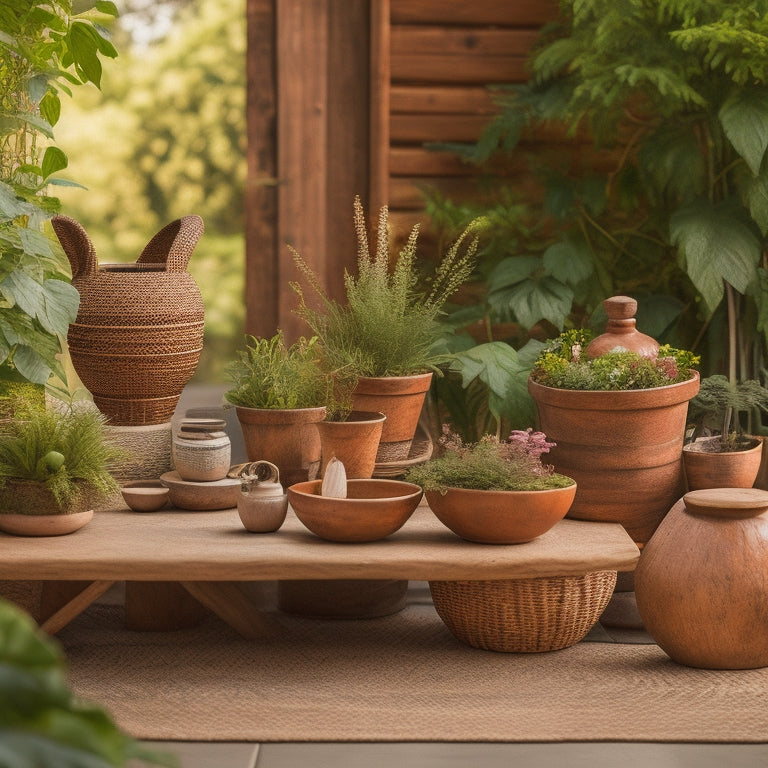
[172,418,231,482]
[586,296,660,359]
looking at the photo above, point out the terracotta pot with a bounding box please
[528,373,700,544]
[425,484,577,544]
[683,436,763,491]
[635,488,768,669]
[0,509,93,536]
[234,405,326,487]
[316,411,386,479]
[52,215,205,426]
[351,373,433,462]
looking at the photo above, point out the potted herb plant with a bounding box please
[407,427,575,545]
[291,196,484,464]
[527,296,700,545]
[224,331,328,486]
[0,406,123,536]
[683,375,768,490]
[408,427,614,654]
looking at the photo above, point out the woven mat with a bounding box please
[57,601,768,744]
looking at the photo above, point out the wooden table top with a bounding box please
[0,504,640,582]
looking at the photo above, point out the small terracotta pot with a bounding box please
[635,488,768,669]
[425,484,577,544]
[683,436,763,491]
[235,405,326,487]
[316,411,386,479]
[0,510,93,536]
[351,373,433,462]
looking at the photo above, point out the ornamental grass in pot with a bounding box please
[291,196,484,463]
[528,297,700,545]
[683,375,768,490]
[407,427,575,545]
[0,406,123,536]
[224,331,328,486]
[408,428,615,653]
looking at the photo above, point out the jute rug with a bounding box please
[57,598,768,744]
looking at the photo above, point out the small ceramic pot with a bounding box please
[172,418,231,482]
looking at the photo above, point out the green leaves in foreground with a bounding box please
[0,600,176,768]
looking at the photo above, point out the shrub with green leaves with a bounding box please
[530,330,699,391]
[406,428,574,492]
[0,405,123,513]
[291,196,485,378]
[0,1,117,387]
[224,331,330,410]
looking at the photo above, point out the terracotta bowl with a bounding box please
[121,480,170,512]
[425,484,577,544]
[287,478,423,542]
[160,471,241,510]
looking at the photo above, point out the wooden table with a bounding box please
[0,505,640,638]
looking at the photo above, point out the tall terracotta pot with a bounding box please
[635,488,768,669]
[351,373,432,462]
[234,405,326,487]
[528,373,700,544]
[52,215,205,426]
[315,411,386,478]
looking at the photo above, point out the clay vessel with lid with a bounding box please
[635,488,768,669]
[586,296,659,359]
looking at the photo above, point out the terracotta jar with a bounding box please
[635,488,768,669]
[52,215,205,426]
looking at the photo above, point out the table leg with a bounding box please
[125,581,207,631]
[179,581,284,639]
[39,580,116,635]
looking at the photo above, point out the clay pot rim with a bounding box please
[528,371,700,409]
[425,483,576,498]
[682,435,762,454]
[321,411,386,424]
[289,478,423,503]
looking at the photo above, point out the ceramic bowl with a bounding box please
[120,480,170,512]
[425,484,577,544]
[160,471,241,510]
[287,478,423,542]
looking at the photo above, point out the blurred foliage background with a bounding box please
[57,0,246,382]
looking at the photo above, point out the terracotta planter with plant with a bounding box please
[292,196,484,464]
[407,428,576,544]
[0,407,123,537]
[224,332,328,486]
[528,297,700,545]
[683,375,768,490]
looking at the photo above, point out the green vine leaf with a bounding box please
[719,88,768,176]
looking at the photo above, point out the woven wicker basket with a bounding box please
[52,215,205,426]
[429,571,617,653]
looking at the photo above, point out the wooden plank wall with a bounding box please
[373,0,560,236]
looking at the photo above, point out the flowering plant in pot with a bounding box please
[527,296,700,545]
[682,375,768,490]
[407,427,575,545]
[0,406,123,536]
[224,331,329,485]
[291,196,484,463]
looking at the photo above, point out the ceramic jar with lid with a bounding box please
[635,488,768,669]
[237,461,289,533]
[172,418,231,482]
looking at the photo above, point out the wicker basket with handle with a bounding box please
[429,571,617,653]
[52,215,205,426]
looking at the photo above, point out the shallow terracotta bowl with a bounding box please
[160,470,241,510]
[120,480,170,512]
[426,484,577,544]
[287,478,423,542]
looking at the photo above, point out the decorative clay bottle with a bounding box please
[635,488,768,669]
[586,296,659,359]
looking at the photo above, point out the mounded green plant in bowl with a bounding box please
[0,406,124,534]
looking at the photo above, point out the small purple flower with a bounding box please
[508,427,556,457]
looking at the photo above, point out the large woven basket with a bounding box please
[429,571,617,653]
[52,215,205,426]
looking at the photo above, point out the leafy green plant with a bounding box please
[0,405,123,513]
[291,196,484,379]
[0,1,117,387]
[224,331,330,410]
[406,427,574,492]
[688,374,768,450]
[530,329,699,391]
[0,598,175,767]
